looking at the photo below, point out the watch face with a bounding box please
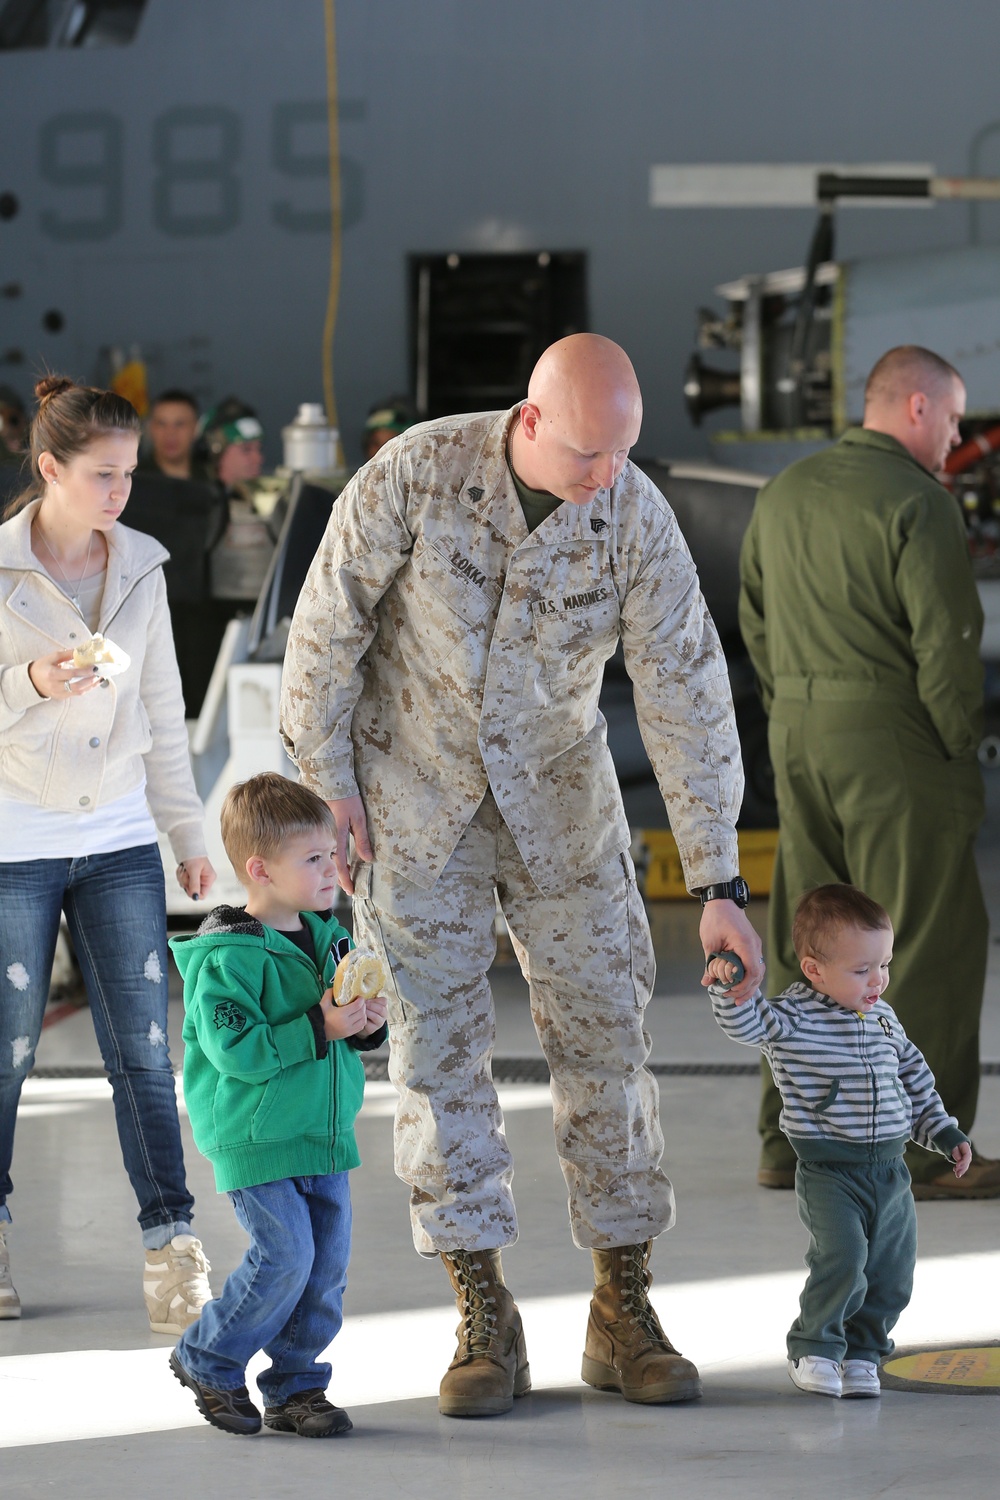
[733,877,751,907]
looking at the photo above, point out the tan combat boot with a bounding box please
[582,1242,702,1403]
[438,1248,531,1417]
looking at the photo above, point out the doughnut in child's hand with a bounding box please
[332,947,386,1004]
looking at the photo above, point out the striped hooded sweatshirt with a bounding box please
[709,981,967,1164]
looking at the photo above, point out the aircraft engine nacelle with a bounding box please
[687,244,1000,473]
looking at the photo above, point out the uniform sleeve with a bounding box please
[185,951,319,1082]
[619,507,742,889]
[280,457,413,800]
[138,567,207,862]
[894,490,983,759]
[737,500,773,713]
[709,987,799,1046]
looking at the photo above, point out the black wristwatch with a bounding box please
[698,877,750,908]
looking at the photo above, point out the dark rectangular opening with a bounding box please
[409,251,588,421]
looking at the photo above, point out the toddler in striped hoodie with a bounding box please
[707,883,970,1401]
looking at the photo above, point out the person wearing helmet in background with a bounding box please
[199,398,266,494]
[361,398,414,462]
[199,399,277,616]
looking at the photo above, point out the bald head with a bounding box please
[863,344,965,472]
[510,334,643,504]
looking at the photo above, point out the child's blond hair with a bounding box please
[219,772,335,881]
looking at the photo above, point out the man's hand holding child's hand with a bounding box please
[705,954,741,987]
[320,988,388,1042]
[952,1141,972,1179]
[704,952,753,1003]
[698,902,764,1003]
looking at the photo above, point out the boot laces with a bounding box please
[620,1246,669,1345]
[452,1253,499,1356]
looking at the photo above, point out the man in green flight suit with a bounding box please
[739,344,1000,1200]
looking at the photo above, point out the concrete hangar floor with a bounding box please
[2,779,999,1498]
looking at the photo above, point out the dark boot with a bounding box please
[438,1248,531,1417]
[582,1243,702,1404]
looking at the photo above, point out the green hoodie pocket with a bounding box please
[251,1065,322,1142]
[814,1079,841,1114]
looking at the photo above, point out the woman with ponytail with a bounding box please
[0,377,216,1332]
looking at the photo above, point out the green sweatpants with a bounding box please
[761,694,987,1185]
[788,1156,916,1364]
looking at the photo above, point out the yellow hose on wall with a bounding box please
[322,0,344,462]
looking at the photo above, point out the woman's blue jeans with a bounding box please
[0,844,195,1242]
[176,1172,352,1407]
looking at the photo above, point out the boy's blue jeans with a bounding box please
[176,1172,352,1407]
[0,846,195,1246]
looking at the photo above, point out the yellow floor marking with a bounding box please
[884,1347,1000,1387]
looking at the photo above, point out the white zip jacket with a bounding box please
[0,499,206,862]
[710,980,965,1160]
[281,407,743,895]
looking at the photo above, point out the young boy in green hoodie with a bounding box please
[167,772,387,1437]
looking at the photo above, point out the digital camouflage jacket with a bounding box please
[281,406,743,895]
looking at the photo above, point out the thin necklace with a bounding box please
[38,529,96,606]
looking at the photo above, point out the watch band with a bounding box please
[698,877,750,908]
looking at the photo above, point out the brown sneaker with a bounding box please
[263,1388,352,1437]
[911,1153,1000,1201]
[757,1167,796,1190]
[169,1349,261,1436]
[0,1228,20,1320]
[144,1235,212,1334]
[582,1243,702,1404]
[438,1249,531,1417]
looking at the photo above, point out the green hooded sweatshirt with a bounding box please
[170,905,380,1193]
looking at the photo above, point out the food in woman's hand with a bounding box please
[71,634,130,677]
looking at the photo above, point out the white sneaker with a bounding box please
[841,1359,881,1398]
[0,1228,20,1319]
[143,1234,212,1335]
[787,1355,842,1397]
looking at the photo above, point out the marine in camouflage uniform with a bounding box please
[281,335,760,1415]
[739,346,996,1199]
